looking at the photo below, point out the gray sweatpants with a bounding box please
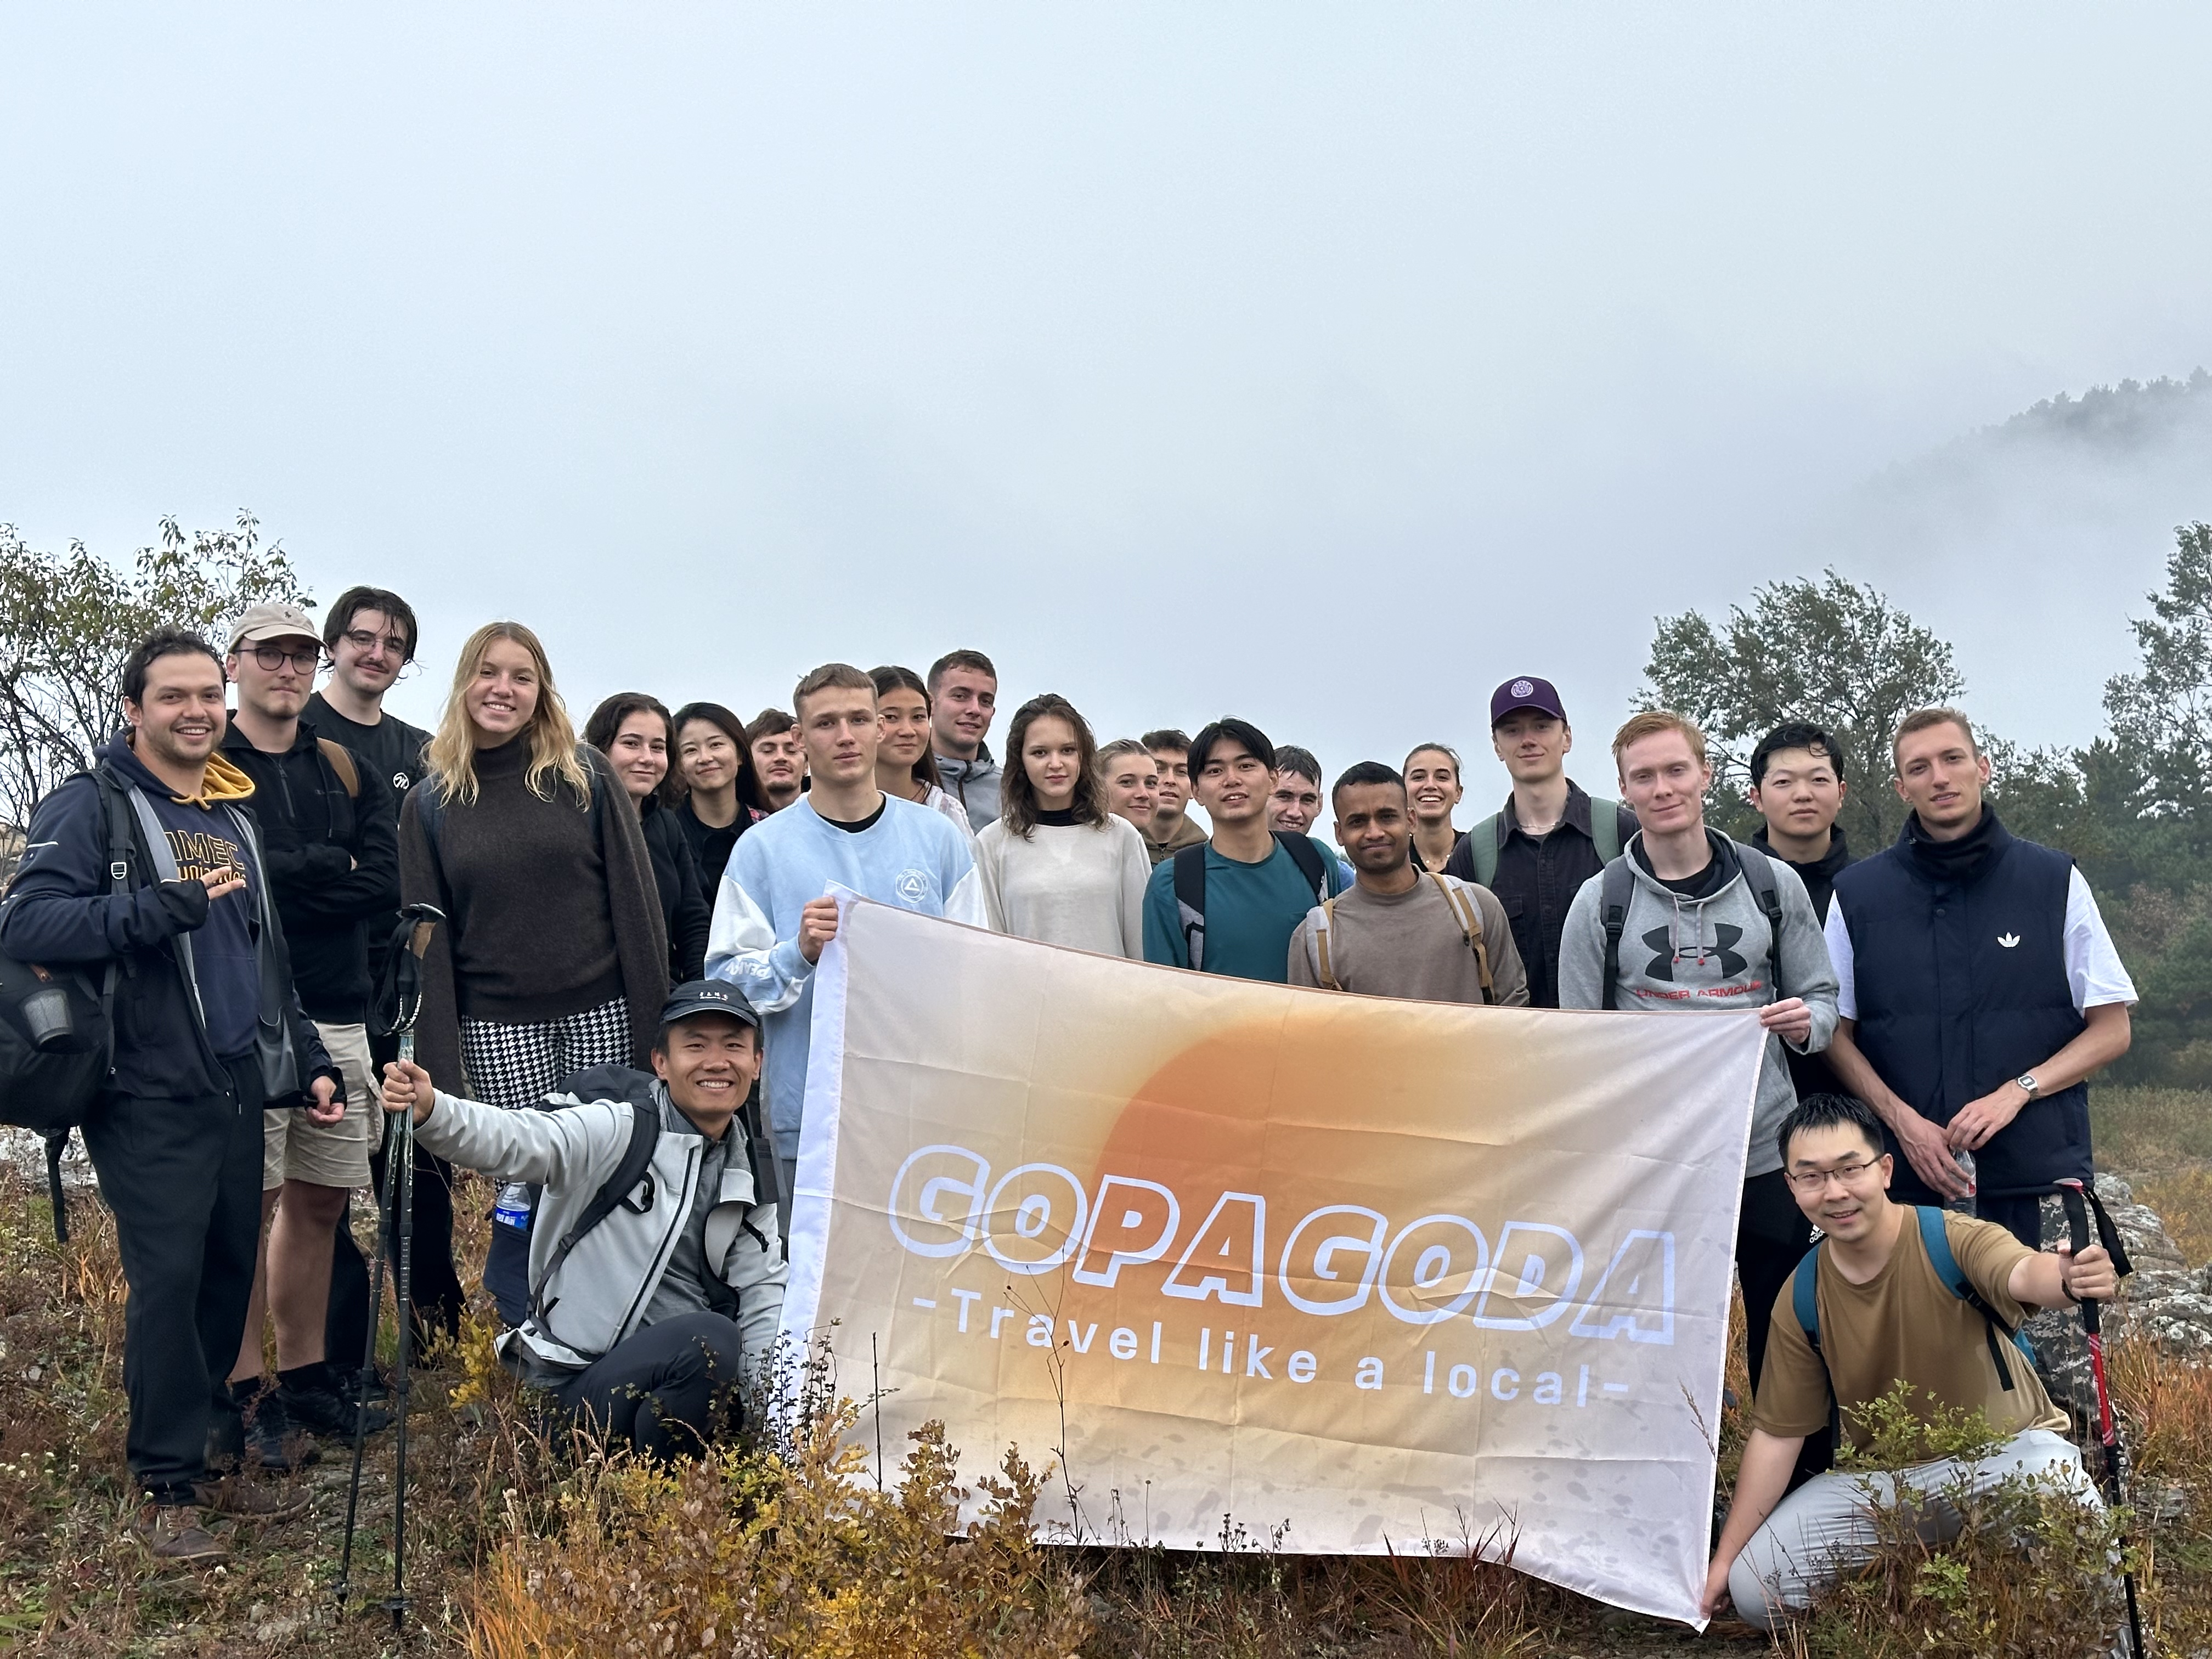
[1728,1428,2099,1630]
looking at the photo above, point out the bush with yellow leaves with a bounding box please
[465,1389,1092,1659]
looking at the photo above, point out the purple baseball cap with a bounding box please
[1489,675,1567,726]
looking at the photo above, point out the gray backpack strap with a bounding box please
[222,803,301,1102]
[1468,812,1502,888]
[122,788,206,1031]
[1732,839,1787,1002]
[1598,857,1637,1011]
[1589,798,1626,865]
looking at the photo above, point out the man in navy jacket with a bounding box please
[0,627,340,1564]
[1823,708,2136,1247]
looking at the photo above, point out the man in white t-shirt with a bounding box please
[1821,707,2136,1246]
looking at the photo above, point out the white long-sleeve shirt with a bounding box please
[973,813,1150,958]
[706,794,988,1143]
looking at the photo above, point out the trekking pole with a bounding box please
[336,1085,404,1606]
[336,903,442,1629]
[2057,1176,2148,1659]
[387,1027,417,1633]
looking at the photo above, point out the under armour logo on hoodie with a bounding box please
[1643,923,1747,981]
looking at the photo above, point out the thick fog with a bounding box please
[3,7,2208,800]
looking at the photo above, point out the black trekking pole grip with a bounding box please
[2057,1181,2101,1339]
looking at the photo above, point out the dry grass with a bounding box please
[4,1131,2210,1657]
[2092,1084,2212,1179]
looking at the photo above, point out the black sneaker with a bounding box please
[236,1384,320,1473]
[278,1375,392,1439]
[332,1365,393,1408]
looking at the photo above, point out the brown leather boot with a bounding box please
[134,1503,228,1564]
[195,1475,310,1522]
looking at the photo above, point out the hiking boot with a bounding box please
[134,1503,229,1564]
[331,1364,392,1408]
[195,1475,310,1522]
[278,1374,392,1440]
[232,1381,320,1474]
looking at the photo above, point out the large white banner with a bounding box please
[781,897,1764,1623]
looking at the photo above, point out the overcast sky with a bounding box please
[4,7,2208,802]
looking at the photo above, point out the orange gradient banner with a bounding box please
[781,897,1767,1623]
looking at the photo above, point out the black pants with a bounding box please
[548,1311,746,1459]
[1736,1170,1815,1396]
[1737,1168,1835,1484]
[325,1027,466,1366]
[81,1053,264,1503]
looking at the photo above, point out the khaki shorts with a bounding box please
[262,1021,375,1190]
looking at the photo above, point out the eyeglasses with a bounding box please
[246,644,323,673]
[341,628,409,658]
[1784,1158,1881,1194]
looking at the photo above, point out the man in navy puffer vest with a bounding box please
[1824,708,2136,1247]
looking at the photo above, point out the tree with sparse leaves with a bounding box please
[2101,523,2212,866]
[0,511,311,832]
[1639,569,1965,850]
[1643,533,2212,1086]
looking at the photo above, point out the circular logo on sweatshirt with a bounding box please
[895,868,931,906]
[1510,679,1535,699]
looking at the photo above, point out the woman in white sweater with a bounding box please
[974,694,1150,958]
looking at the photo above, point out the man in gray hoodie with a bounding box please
[928,648,1002,828]
[1558,710,1839,1400]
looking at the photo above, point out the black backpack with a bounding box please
[1171,832,1332,973]
[526,1063,785,1331]
[0,771,139,1242]
[1597,838,1786,1011]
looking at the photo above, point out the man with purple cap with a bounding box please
[1442,675,1638,1009]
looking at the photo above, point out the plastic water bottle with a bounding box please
[493,1182,533,1233]
[1948,1150,1977,1214]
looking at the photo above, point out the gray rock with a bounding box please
[2026,1175,2212,1416]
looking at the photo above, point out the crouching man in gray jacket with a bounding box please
[380,981,785,1456]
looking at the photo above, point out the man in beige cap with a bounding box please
[217,601,400,1467]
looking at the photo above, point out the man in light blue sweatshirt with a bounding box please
[706,663,989,1218]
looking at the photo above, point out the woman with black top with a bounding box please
[585,692,713,981]
[870,664,977,841]
[399,622,668,1324]
[670,700,766,893]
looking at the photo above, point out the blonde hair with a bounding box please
[1611,709,1708,767]
[426,621,592,808]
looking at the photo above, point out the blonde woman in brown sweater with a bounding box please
[398,621,667,1324]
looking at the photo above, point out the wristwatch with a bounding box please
[2015,1073,2041,1099]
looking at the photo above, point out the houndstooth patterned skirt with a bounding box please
[459,996,631,1111]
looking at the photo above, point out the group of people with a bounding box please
[0,593,2136,1630]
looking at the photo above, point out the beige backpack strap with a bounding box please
[317,737,360,799]
[1312,896,1342,992]
[1430,873,1496,1005]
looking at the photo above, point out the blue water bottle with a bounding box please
[493,1181,533,1233]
